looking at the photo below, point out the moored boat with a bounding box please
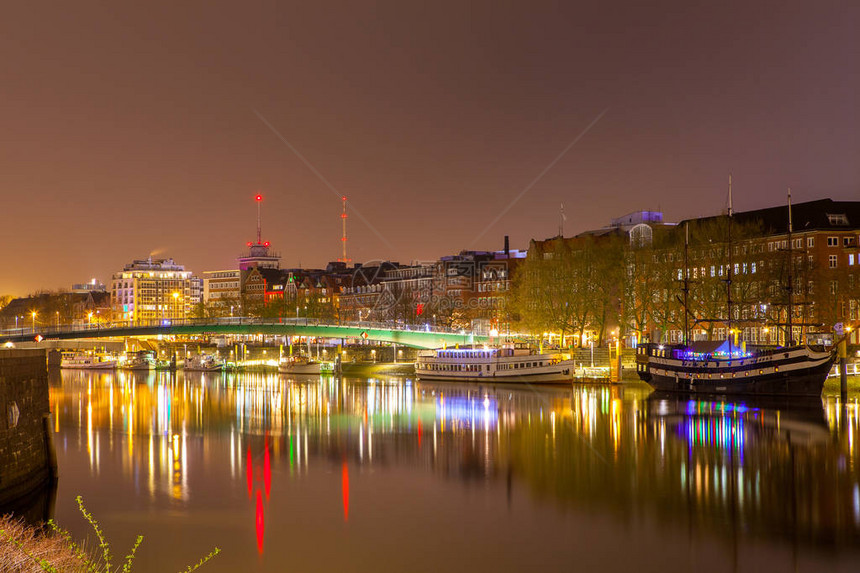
[637,184,836,398]
[123,350,156,371]
[636,341,835,397]
[278,356,335,375]
[415,345,574,384]
[60,351,117,370]
[185,354,225,372]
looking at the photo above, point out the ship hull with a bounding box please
[637,344,835,397]
[416,365,573,384]
[61,361,117,370]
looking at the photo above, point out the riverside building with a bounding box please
[111,257,197,323]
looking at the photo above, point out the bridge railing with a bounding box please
[0,317,472,338]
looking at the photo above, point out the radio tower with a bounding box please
[338,195,351,262]
[255,193,263,244]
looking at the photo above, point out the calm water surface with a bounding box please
[48,370,860,572]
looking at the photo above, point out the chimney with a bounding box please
[503,235,510,257]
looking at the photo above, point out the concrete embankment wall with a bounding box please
[0,349,56,510]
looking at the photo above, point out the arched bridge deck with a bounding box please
[0,318,488,350]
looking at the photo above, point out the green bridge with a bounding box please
[0,318,490,350]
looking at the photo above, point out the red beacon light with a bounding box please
[264,241,270,247]
[247,241,252,247]
[255,194,263,202]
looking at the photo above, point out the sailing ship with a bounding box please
[636,182,836,397]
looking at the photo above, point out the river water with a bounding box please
[45,369,860,572]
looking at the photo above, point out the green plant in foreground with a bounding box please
[2,495,220,572]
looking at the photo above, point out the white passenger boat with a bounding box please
[184,354,225,372]
[123,350,156,371]
[60,351,117,370]
[278,356,335,375]
[415,345,574,384]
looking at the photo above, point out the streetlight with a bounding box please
[88,312,94,327]
[31,311,37,331]
[55,311,59,328]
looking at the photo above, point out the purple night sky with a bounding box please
[0,1,857,294]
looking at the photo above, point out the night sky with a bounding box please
[1,1,857,295]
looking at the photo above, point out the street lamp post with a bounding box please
[31,311,36,332]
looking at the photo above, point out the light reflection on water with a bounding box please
[48,370,860,572]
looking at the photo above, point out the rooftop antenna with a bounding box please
[339,195,351,262]
[255,193,263,244]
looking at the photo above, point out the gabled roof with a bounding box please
[682,199,860,234]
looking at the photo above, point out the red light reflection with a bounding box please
[264,437,271,498]
[246,448,253,499]
[342,461,349,522]
[255,490,265,554]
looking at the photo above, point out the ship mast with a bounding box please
[786,187,794,346]
[683,222,690,346]
[726,174,734,355]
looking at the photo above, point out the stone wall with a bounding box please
[0,349,55,508]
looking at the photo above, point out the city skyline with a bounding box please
[1,1,858,295]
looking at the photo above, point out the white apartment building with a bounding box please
[111,257,196,323]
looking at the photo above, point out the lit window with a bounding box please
[807,237,814,247]
[830,254,838,268]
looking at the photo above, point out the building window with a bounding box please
[807,237,814,248]
[830,281,838,295]
[828,214,849,226]
[828,237,839,247]
[850,254,856,266]
[844,237,854,247]
[830,254,838,268]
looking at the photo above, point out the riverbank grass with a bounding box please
[0,496,219,572]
